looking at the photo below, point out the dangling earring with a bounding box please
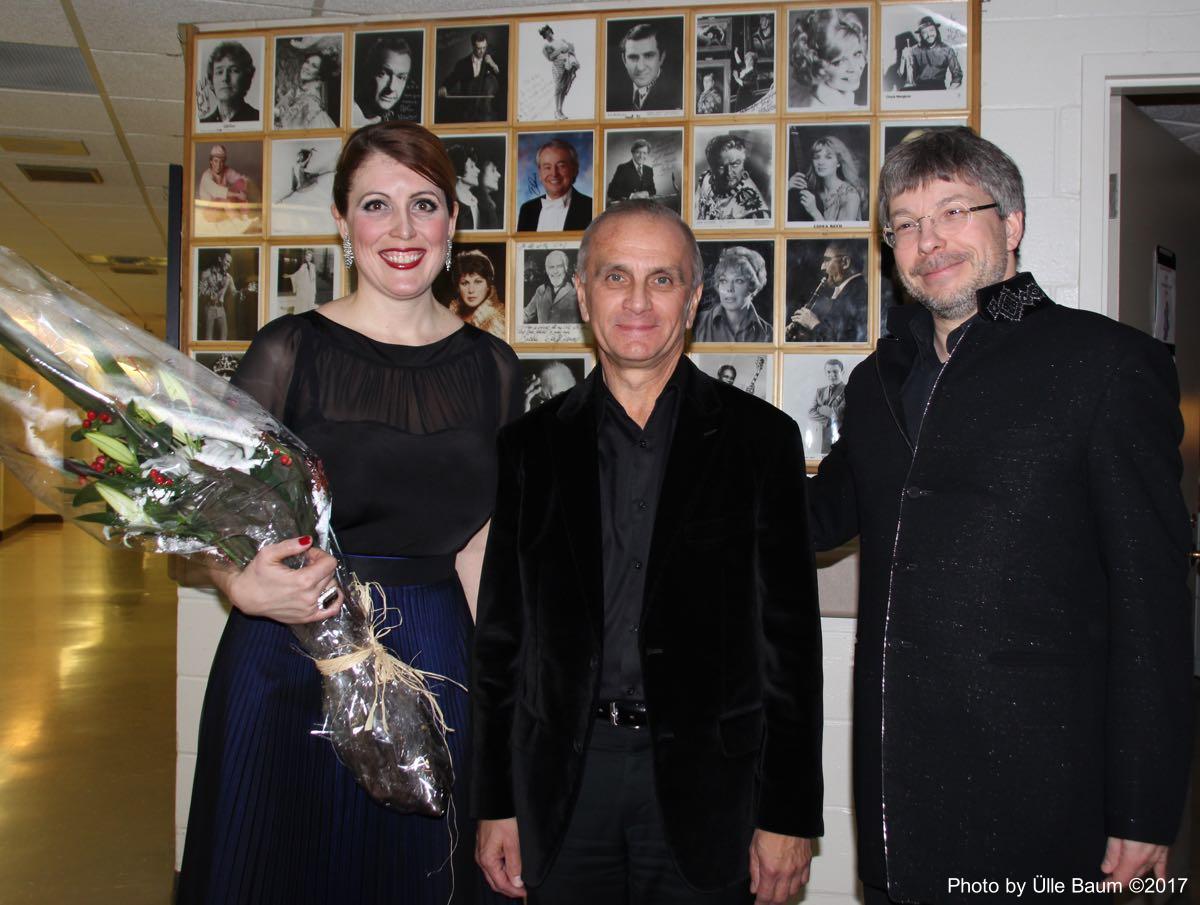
[342,234,354,269]
[444,238,453,272]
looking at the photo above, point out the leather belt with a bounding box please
[594,700,647,728]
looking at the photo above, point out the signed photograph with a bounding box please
[518,352,594,411]
[351,29,424,125]
[192,140,262,237]
[881,2,968,111]
[691,239,775,344]
[784,237,870,345]
[433,241,508,339]
[692,125,774,229]
[441,133,508,232]
[787,6,870,112]
[604,15,684,118]
[434,24,510,124]
[782,352,867,460]
[192,246,260,343]
[268,245,340,322]
[518,19,596,123]
[273,33,343,130]
[516,241,586,344]
[785,122,870,227]
[696,10,776,114]
[194,36,265,133]
[602,127,682,214]
[689,353,773,402]
[515,131,595,233]
[269,137,341,236]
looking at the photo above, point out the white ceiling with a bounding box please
[2,1,1197,340]
[0,0,556,338]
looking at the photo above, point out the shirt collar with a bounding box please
[907,306,974,363]
[595,354,688,428]
[541,189,572,209]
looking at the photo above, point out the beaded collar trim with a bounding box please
[976,272,1051,322]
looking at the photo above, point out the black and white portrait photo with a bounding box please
[782,352,866,459]
[785,238,870,345]
[194,36,264,133]
[268,245,340,322]
[604,16,685,118]
[515,131,595,232]
[442,134,507,232]
[518,19,596,123]
[434,24,510,125]
[272,34,342,130]
[787,7,870,112]
[696,11,776,115]
[882,120,967,158]
[691,240,775,344]
[433,242,507,339]
[192,140,262,237]
[786,123,870,228]
[603,128,683,214]
[192,246,259,343]
[518,352,594,412]
[692,125,774,229]
[351,30,424,126]
[689,353,773,401]
[516,242,586,344]
[191,350,245,382]
[881,2,968,110]
[269,137,341,236]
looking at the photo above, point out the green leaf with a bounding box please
[76,512,119,526]
[84,431,138,467]
[73,482,103,506]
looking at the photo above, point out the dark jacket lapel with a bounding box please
[548,370,605,637]
[644,359,724,609]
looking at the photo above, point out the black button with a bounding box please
[573,739,584,753]
[588,655,599,669]
[905,486,928,499]
[625,687,636,696]
[633,559,643,570]
[638,439,648,449]
[635,499,646,511]
[902,562,918,572]
[629,624,638,633]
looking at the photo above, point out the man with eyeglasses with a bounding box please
[807,127,1191,904]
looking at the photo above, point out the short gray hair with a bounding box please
[536,138,580,172]
[878,127,1025,227]
[576,199,703,291]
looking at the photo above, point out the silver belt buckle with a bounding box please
[608,701,621,726]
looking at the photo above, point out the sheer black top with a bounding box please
[232,310,522,557]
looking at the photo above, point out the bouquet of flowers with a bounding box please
[0,247,452,816]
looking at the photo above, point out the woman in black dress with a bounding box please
[178,121,521,905]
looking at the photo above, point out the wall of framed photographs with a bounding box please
[183,0,980,466]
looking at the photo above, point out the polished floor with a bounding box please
[0,522,176,905]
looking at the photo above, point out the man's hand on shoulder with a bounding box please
[1101,837,1169,886]
[476,817,527,899]
[749,830,812,905]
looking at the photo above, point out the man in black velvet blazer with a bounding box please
[472,200,823,905]
[807,129,1193,904]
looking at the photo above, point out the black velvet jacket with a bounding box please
[808,274,1194,903]
[471,356,824,890]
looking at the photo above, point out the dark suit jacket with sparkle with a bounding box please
[807,272,1194,904]
[471,357,824,890]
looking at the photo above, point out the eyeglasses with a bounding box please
[882,202,999,248]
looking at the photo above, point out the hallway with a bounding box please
[0,522,176,904]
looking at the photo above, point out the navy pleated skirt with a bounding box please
[177,572,507,905]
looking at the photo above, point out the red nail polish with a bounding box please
[299,535,312,546]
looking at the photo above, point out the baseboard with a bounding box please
[0,513,64,542]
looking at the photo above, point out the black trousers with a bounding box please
[528,720,753,905]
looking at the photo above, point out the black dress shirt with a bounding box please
[899,310,974,443]
[594,360,685,702]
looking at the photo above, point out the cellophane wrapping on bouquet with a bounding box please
[0,246,452,817]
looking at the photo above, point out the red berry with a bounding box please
[279,455,292,467]
[86,411,96,420]
[95,454,107,465]
[114,466,124,475]
[77,476,88,486]
[99,413,112,424]
[166,479,174,486]
[82,420,92,430]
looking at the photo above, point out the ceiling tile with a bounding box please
[0,90,112,131]
[125,132,184,165]
[112,98,185,136]
[0,130,126,164]
[137,162,172,187]
[93,50,185,102]
[0,9,78,46]
[74,0,315,55]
